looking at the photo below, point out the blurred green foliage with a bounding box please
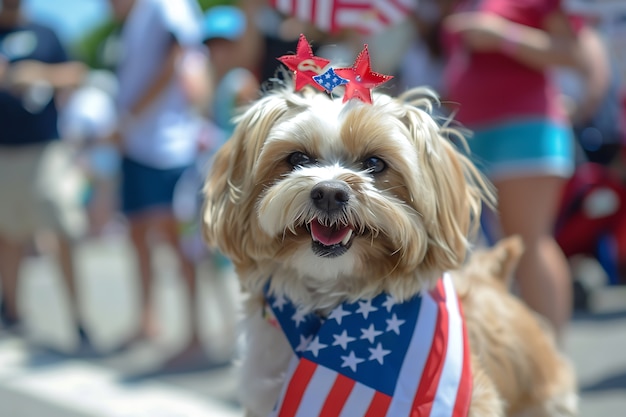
[72,20,122,70]
[197,0,235,11]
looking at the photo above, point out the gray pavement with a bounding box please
[1,235,625,417]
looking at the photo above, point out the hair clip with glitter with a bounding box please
[277,34,392,104]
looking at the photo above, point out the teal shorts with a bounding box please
[467,119,575,180]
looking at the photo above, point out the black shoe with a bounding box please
[73,326,101,358]
[0,299,20,330]
[78,326,90,344]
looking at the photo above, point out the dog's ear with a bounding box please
[202,92,291,269]
[424,136,491,271]
[399,92,496,274]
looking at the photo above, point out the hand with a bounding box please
[104,128,124,151]
[6,60,45,89]
[105,111,137,151]
[444,12,510,52]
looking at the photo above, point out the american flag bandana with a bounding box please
[263,273,472,417]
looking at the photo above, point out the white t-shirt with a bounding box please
[116,0,204,168]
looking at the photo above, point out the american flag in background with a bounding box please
[268,0,417,35]
[263,273,472,417]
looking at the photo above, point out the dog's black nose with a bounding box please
[310,180,351,211]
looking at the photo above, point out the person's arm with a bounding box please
[127,36,182,117]
[178,46,213,112]
[444,10,585,71]
[568,25,611,124]
[5,60,86,90]
[111,39,181,140]
[126,39,213,119]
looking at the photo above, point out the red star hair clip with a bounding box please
[334,45,393,104]
[277,34,330,92]
[278,35,392,104]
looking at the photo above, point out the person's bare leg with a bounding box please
[0,235,24,325]
[128,214,158,340]
[158,212,201,345]
[495,175,572,341]
[56,237,83,328]
[154,211,208,369]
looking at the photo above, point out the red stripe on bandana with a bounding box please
[278,358,317,417]
[410,279,449,416]
[319,373,355,417]
[365,390,393,417]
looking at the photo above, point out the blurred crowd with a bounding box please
[1,0,625,371]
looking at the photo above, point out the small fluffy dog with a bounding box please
[202,79,577,416]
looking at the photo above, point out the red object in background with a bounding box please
[556,163,625,256]
[555,162,626,283]
[268,0,414,35]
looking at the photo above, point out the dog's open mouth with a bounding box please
[308,218,354,258]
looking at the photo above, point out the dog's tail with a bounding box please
[454,235,525,295]
[487,235,524,289]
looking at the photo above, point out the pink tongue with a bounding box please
[311,220,351,246]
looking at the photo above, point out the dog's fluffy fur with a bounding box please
[202,83,577,416]
[452,237,578,416]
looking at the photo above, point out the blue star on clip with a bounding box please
[313,67,349,93]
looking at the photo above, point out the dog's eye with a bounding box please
[362,156,386,174]
[288,151,314,167]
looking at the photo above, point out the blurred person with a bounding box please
[168,4,261,266]
[0,0,91,350]
[108,0,212,369]
[59,70,122,237]
[442,0,586,341]
[202,4,260,138]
